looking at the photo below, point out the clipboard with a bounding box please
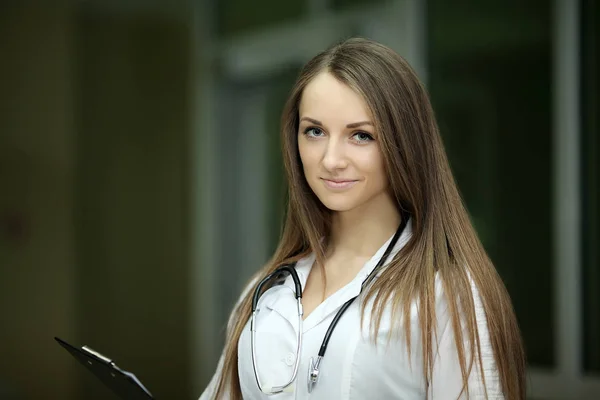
[55,337,154,400]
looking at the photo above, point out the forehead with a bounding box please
[299,72,371,122]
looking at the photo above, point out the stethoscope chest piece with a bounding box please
[307,355,322,393]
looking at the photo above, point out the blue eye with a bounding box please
[353,132,374,143]
[304,127,324,138]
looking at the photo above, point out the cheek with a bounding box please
[356,148,385,179]
[298,141,319,172]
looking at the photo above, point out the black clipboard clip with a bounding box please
[55,337,154,399]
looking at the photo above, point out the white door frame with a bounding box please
[216,1,427,80]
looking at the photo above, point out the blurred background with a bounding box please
[0,0,597,399]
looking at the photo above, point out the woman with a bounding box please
[200,38,526,399]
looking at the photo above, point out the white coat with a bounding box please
[200,220,502,399]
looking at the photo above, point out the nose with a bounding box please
[321,136,348,171]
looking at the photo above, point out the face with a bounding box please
[297,71,390,213]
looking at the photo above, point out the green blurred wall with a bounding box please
[0,3,77,399]
[0,2,193,399]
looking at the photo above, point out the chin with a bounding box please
[316,195,360,212]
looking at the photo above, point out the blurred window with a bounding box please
[426,0,554,367]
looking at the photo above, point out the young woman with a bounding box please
[200,38,526,400]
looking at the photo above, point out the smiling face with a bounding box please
[297,71,391,213]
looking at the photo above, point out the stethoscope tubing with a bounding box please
[250,212,409,394]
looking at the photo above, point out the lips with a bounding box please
[323,179,356,183]
[321,178,359,190]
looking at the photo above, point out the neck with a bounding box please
[327,191,401,259]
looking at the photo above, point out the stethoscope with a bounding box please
[250,214,409,395]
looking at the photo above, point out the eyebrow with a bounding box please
[300,117,374,129]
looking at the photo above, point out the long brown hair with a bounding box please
[212,37,526,399]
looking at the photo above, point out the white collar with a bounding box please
[264,218,413,333]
